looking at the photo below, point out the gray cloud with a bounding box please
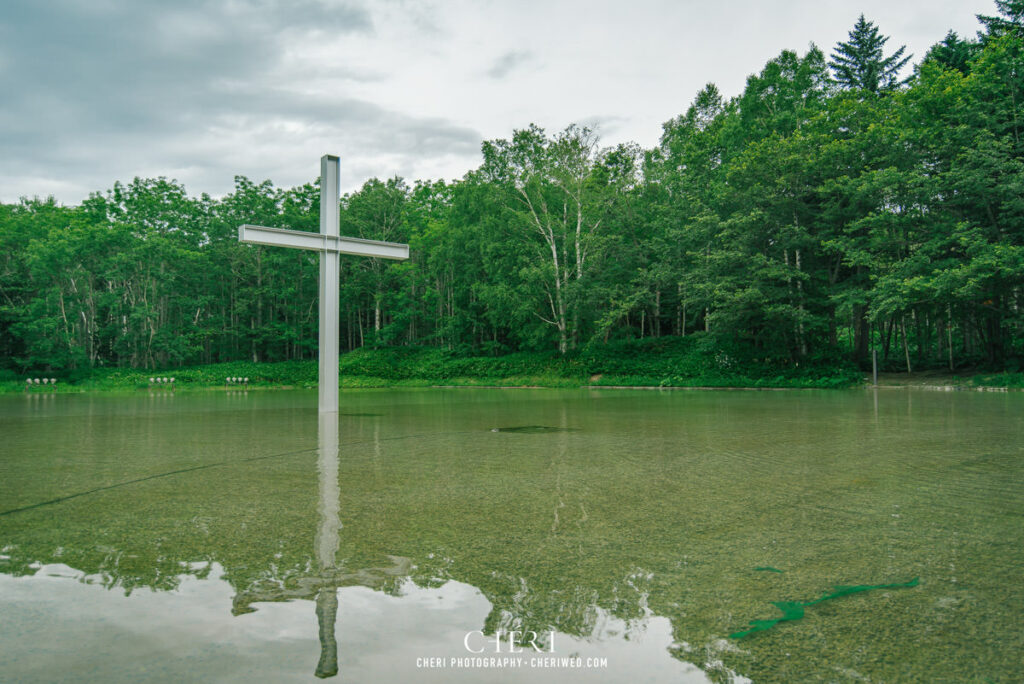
[0,0,479,201]
[485,50,532,79]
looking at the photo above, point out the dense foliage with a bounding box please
[2,7,1022,377]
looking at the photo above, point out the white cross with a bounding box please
[238,155,409,413]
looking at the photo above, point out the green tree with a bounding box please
[829,15,911,93]
[978,0,1024,39]
[646,84,728,339]
[480,124,609,353]
[340,177,411,347]
[922,31,980,74]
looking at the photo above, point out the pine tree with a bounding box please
[828,15,912,93]
[977,0,1024,39]
[923,31,980,74]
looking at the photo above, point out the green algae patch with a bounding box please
[754,566,784,573]
[730,577,920,639]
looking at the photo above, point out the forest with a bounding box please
[1,3,1022,380]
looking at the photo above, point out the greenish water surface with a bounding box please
[0,388,1021,682]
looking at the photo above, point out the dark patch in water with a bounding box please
[490,425,579,434]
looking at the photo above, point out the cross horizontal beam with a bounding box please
[238,224,409,260]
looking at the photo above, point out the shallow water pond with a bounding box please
[1,388,1021,682]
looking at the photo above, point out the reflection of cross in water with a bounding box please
[314,412,341,678]
[230,414,410,678]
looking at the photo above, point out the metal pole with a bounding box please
[319,155,340,414]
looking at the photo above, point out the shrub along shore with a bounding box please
[3,337,1020,394]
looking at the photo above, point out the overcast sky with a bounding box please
[0,0,995,204]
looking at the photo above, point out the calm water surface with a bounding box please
[0,388,1021,682]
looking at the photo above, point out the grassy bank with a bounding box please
[872,370,1024,389]
[5,336,1019,394]
[0,336,868,394]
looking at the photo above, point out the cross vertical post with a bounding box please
[319,155,340,414]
